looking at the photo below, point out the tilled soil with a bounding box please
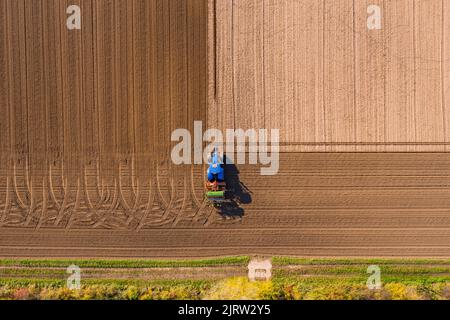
[211,0,450,152]
[2,153,450,258]
[1,1,450,258]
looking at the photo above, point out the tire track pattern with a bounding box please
[2,2,450,257]
[0,0,211,230]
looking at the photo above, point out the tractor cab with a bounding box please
[205,148,226,203]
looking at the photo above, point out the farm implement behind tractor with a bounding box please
[205,148,226,205]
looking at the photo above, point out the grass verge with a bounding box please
[0,256,250,269]
[1,256,450,300]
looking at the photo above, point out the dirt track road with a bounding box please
[1,1,450,258]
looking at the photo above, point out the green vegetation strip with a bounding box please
[272,257,450,266]
[2,276,450,300]
[0,277,214,289]
[0,278,214,300]
[272,275,450,285]
[275,265,450,276]
[0,256,250,269]
[2,256,450,299]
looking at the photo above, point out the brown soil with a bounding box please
[211,0,450,151]
[1,1,450,258]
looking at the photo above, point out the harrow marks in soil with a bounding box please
[0,158,212,230]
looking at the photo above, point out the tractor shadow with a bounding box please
[218,161,252,219]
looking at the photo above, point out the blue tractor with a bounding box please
[205,148,226,203]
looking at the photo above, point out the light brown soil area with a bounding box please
[210,0,450,151]
[1,1,450,258]
[2,153,450,258]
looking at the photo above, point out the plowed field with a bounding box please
[1,0,450,258]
